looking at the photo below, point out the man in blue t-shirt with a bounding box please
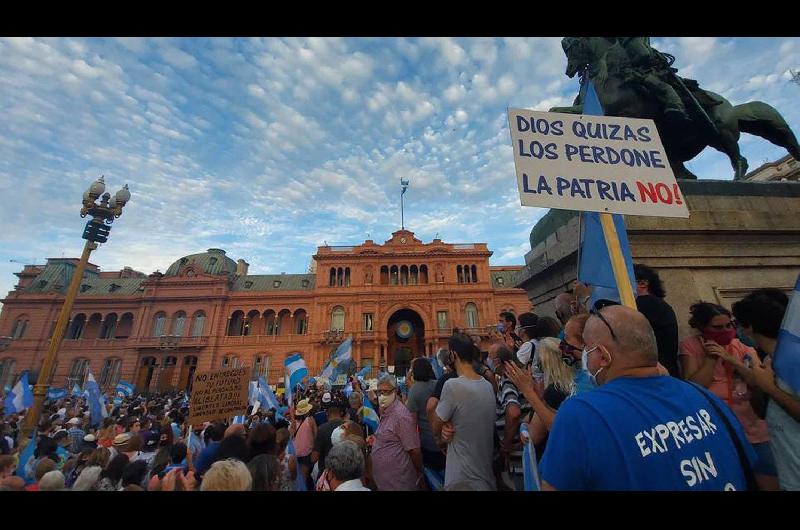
[540,305,756,491]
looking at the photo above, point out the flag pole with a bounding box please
[598,213,637,309]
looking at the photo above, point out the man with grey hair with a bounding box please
[327,440,370,491]
[370,373,423,490]
[38,470,66,491]
[539,305,757,491]
[554,292,577,327]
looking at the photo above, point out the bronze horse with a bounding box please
[549,37,800,180]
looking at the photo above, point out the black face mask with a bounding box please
[559,340,580,367]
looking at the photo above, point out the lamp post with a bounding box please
[21,176,131,438]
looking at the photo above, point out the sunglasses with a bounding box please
[590,308,617,341]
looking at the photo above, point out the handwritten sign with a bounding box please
[508,109,689,218]
[187,366,249,425]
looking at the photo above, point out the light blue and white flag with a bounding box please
[284,353,308,407]
[356,362,372,379]
[71,383,82,397]
[320,338,353,381]
[286,437,307,491]
[774,274,800,394]
[359,396,379,432]
[520,422,541,491]
[15,434,37,484]
[429,356,443,380]
[257,376,281,411]
[46,387,67,400]
[116,380,135,397]
[3,372,34,414]
[232,415,246,424]
[343,381,353,399]
[84,372,108,427]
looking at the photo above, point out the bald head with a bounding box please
[554,293,574,325]
[584,305,658,367]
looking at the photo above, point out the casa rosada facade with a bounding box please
[0,230,529,394]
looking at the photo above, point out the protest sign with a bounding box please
[187,366,249,425]
[507,109,689,218]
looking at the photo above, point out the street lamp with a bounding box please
[21,176,131,438]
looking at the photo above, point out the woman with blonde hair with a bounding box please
[505,337,578,456]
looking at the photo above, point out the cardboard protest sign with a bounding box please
[507,109,689,218]
[187,366,249,425]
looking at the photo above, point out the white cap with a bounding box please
[322,392,332,403]
[67,417,81,425]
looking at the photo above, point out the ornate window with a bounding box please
[151,312,167,337]
[465,303,479,328]
[171,311,187,336]
[99,358,122,388]
[191,311,206,337]
[0,358,16,390]
[331,307,345,331]
[68,358,90,388]
[11,316,29,339]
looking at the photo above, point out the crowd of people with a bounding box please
[1,264,798,491]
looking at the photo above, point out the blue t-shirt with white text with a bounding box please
[540,376,756,491]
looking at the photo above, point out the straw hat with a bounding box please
[295,399,312,416]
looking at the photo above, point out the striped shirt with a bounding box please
[495,377,532,440]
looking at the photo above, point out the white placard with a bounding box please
[508,109,689,218]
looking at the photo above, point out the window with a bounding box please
[363,313,374,331]
[151,312,167,337]
[471,265,478,283]
[252,356,270,380]
[497,276,504,286]
[465,303,479,328]
[390,266,398,285]
[420,265,428,284]
[244,281,253,289]
[410,265,418,285]
[464,265,472,283]
[109,283,121,293]
[172,311,187,336]
[100,314,118,339]
[191,311,206,337]
[331,307,345,331]
[68,358,90,388]
[273,280,281,288]
[400,265,409,285]
[222,355,239,368]
[0,358,16,390]
[295,311,308,335]
[329,268,336,287]
[437,311,448,330]
[99,358,122,388]
[380,266,389,285]
[68,314,87,340]
[80,284,91,293]
[345,267,351,287]
[302,279,310,288]
[457,265,464,284]
[11,317,29,339]
[264,311,277,335]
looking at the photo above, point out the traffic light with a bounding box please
[82,220,112,243]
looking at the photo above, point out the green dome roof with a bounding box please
[165,248,237,277]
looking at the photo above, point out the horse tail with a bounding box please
[735,101,800,160]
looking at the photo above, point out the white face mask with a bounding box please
[331,425,346,446]
[378,392,396,409]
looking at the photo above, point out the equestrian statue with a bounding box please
[549,37,800,180]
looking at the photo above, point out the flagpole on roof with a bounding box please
[400,178,409,230]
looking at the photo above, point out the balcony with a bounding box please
[133,336,209,349]
[59,337,134,349]
[219,333,309,347]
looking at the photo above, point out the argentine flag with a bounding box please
[774,274,800,394]
[3,371,34,414]
[356,362,372,379]
[71,383,82,397]
[320,337,353,380]
[116,380,135,397]
[46,387,67,400]
[520,422,541,491]
[257,376,281,411]
[284,353,308,407]
[85,372,108,427]
[429,356,443,380]
[359,396,379,432]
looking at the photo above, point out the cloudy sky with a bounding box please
[0,37,798,302]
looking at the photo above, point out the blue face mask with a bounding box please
[496,323,505,333]
[486,357,495,371]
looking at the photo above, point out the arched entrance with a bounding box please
[387,309,425,377]
[136,356,157,394]
[178,356,198,393]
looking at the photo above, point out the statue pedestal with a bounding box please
[515,180,800,338]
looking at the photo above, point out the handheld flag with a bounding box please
[284,354,308,407]
[115,380,135,397]
[429,356,443,380]
[3,371,34,414]
[773,274,800,394]
[520,422,541,491]
[232,415,246,425]
[15,434,38,484]
[71,383,82,398]
[47,387,67,400]
[257,376,281,411]
[356,362,372,379]
[577,78,636,310]
[286,437,307,491]
[343,381,353,399]
[320,338,353,381]
[84,372,108,427]
[359,397,379,432]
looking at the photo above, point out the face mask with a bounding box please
[378,392,395,409]
[581,347,605,387]
[559,340,580,366]
[702,328,737,346]
[486,357,495,371]
[497,323,505,333]
[331,425,346,446]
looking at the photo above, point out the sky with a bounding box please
[0,37,798,304]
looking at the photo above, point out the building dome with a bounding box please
[164,248,237,277]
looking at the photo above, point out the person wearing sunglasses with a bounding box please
[539,304,756,491]
[679,301,777,489]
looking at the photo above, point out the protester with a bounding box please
[634,264,681,377]
[200,459,252,491]
[290,399,317,490]
[370,373,423,490]
[431,333,496,490]
[275,427,296,491]
[247,453,281,491]
[540,305,756,490]
[498,311,523,353]
[97,454,128,491]
[72,465,102,491]
[553,292,576,327]
[121,460,149,489]
[534,317,562,341]
[66,417,86,454]
[195,422,225,477]
[247,422,277,460]
[311,398,344,473]
[406,357,445,472]
[733,288,800,491]
[426,348,458,440]
[326,440,370,491]
[347,392,363,424]
[38,470,66,491]
[679,301,777,489]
